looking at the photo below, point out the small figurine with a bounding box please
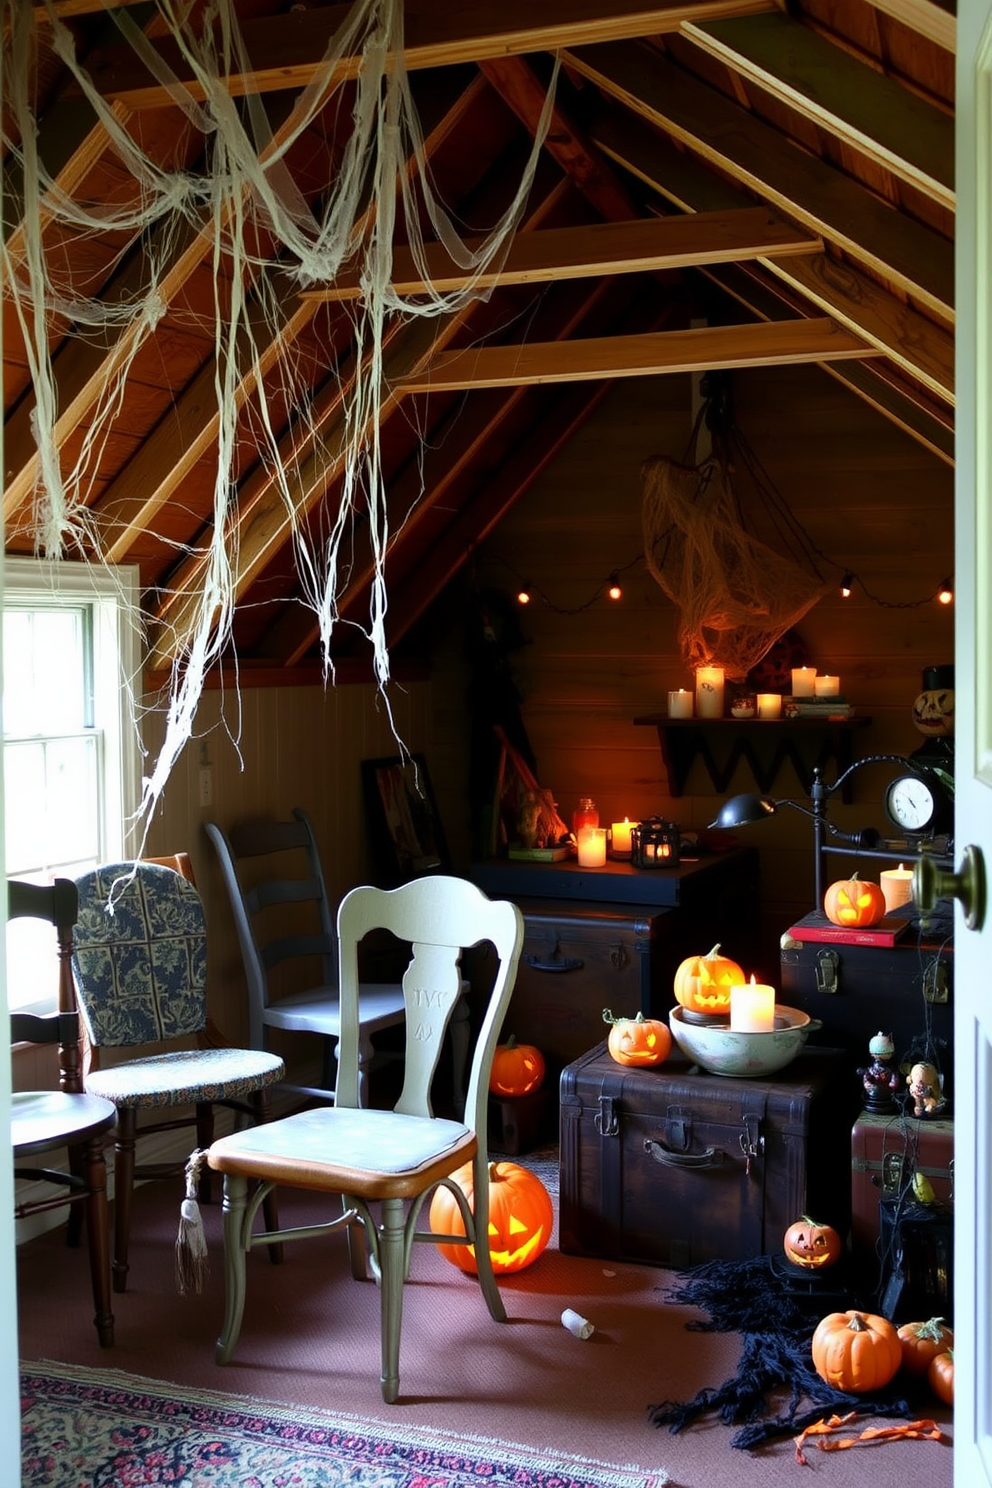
[907,1060,946,1118]
[859,1030,901,1112]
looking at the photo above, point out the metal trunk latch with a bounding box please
[595,1094,619,1136]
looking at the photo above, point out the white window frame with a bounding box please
[4,556,143,1011]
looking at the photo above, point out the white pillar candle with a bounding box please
[756,692,782,719]
[611,818,636,855]
[695,666,725,719]
[791,667,817,698]
[730,979,776,1033]
[576,827,607,867]
[814,675,841,698]
[668,689,693,719]
[880,863,914,914]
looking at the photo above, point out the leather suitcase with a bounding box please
[500,900,672,1076]
[780,908,953,1081]
[850,1109,954,1261]
[559,1043,854,1268]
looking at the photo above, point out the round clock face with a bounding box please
[884,774,940,833]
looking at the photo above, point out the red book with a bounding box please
[785,913,910,947]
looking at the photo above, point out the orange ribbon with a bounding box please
[794,1412,947,1466]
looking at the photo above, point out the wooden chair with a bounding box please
[70,860,286,1293]
[206,875,524,1402]
[206,810,415,1104]
[9,878,116,1346]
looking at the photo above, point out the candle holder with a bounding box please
[630,817,680,868]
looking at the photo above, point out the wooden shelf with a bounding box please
[633,714,873,800]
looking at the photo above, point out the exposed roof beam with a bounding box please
[396,317,875,392]
[865,0,955,52]
[82,0,778,108]
[681,13,954,210]
[564,41,954,321]
[588,96,953,401]
[302,209,819,302]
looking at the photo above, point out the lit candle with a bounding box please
[791,667,817,698]
[756,693,782,719]
[611,818,636,856]
[668,688,693,719]
[730,978,777,1033]
[880,863,914,914]
[576,826,608,867]
[814,675,841,698]
[695,666,725,719]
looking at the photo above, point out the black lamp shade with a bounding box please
[709,793,778,830]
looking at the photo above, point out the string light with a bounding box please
[937,576,954,605]
[607,572,623,601]
[516,584,532,606]
[503,555,641,614]
[840,572,854,599]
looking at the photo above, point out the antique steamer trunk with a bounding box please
[559,1044,854,1268]
[779,907,954,1081]
[850,1109,954,1260]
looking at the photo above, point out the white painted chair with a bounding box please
[206,875,524,1403]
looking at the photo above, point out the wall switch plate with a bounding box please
[199,765,213,807]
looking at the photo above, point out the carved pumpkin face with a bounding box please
[603,1009,672,1066]
[429,1161,553,1275]
[823,875,886,928]
[784,1217,842,1271]
[489,1038,546,1097]
[673,943,746,1016]
[913,687,955,737]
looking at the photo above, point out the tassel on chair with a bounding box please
[176,1149,210,1295]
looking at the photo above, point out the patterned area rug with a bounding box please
[21,1361,669,1488]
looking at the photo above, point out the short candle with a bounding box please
[880,863,914,914]
[756,693,782,719]
[611,818,636,855]
[576,826,608,868]
[814,675,841,698]
[668,688,693,719]
[730,979,776,1033]
[791,667,817,698]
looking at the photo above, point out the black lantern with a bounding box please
[630,817,680,868]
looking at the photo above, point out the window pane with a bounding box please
[3,607,87,735]
[4,737,100,876]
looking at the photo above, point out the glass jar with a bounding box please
[572,796,599,836]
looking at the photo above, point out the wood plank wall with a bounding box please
[445,363,955,982]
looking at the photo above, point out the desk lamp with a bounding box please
[709,754,936,912]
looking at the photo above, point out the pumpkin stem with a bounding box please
[704,944,722,958]
[603,1008,645,1025]
[847,1314,870,1332]
[916,1317,949,1341]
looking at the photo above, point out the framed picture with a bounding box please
[362,753,449,886]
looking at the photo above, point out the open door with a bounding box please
[952,4,992,1481]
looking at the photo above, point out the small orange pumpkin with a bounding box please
[489,1037,545,1097]
[783,1215,842,1271]
[673,943,746,1016]
[811,1310,902,1393]
[822,875,886,928]
[897,1317,953,1376]
[602,1008,672,1067]
[429,1160,553,1275]
[927,1347,954,1404]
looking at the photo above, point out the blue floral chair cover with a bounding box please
[72,861,284,1293]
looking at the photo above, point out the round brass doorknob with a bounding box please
[913,844,986,931]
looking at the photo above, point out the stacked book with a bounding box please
[782,694,854,719]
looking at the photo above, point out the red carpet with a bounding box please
[17,1179,952,1488]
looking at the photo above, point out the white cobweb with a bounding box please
[2,0,558,847]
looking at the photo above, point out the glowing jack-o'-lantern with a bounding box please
[602,1008,672,1067]
[429,1160,553,1275]
[673,943,746,1017]
[784,1216,842,1271]
[823,874,886,928]
[489,1037,546,1097]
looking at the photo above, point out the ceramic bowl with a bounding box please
[668,1005,820,1078]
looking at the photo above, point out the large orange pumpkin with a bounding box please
[822,875,886,928]
[673,943,746,1016]
[489,1037,545,1097]
[429,1160,553,1275]
[811,1310,902,1393]
[602,1008,672,1066]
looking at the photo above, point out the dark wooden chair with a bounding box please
[9,878,116,1346]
